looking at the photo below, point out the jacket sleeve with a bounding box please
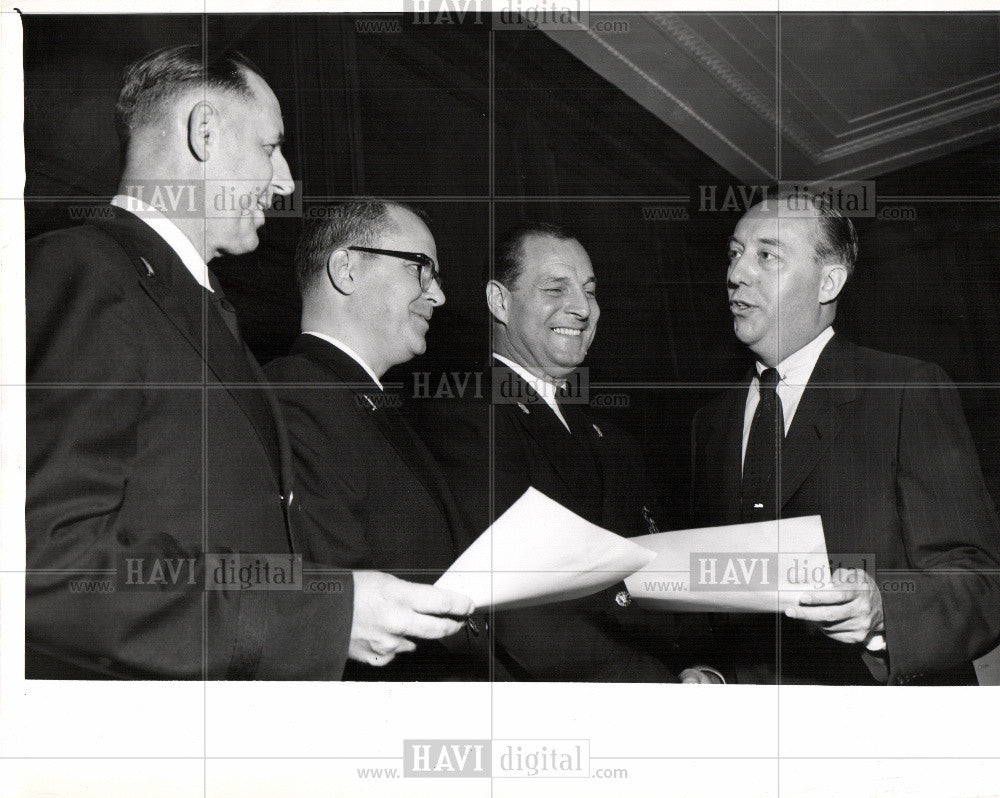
[882,362,1000,681]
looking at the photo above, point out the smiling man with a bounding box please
[412,223,689,681]
[487,229,599,407]
[691,195,1000,684]
[265,201,491,680]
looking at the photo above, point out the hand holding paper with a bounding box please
[435,487,656,611]
[788,567,885,646]
[624,515,834,613]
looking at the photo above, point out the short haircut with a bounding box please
[115,45,261,147]
[295,200,428,294]
[768,190,859,278]
[494,222,578,289]
[812,204,859,279]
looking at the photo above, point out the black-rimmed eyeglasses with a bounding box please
[347,246,442,292]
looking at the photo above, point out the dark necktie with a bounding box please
[206,271,243,343]
[741,367,783,522]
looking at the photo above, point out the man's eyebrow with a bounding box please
[756,237,785,250]
[727,236,742,248]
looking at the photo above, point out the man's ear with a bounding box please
[819,261,848,305]
[326,249,355,295]
[187,101,219,162]
[486,279,509,324]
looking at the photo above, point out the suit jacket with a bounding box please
[264,335,491,680]
[25,209,353,679]
[692,333,1000,684]
[411,361,679,682]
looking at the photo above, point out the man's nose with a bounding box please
[425,277,445,307]
[270,150,295,196]
[564,287,590,318]
[727,252,752,289]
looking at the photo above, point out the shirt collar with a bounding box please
[492,353,573,433]
[757,326,835,386]
[492,353,563,400]
[303,331,384,390]
[110,194,212,292]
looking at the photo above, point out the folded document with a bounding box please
[624,516,832,612]
[435,487,656,611]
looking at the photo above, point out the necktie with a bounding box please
[741,367,783,522]
[206,271,243,343]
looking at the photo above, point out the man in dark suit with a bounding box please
[265,201,492,680]
[691,195,1000,684]
[414,223,705,682]
[25,46,471,679]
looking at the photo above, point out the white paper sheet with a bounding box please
[435,487,657,611]
[624,515,833,612]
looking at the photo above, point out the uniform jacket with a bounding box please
[411,360,679,682]
[265,335,492,680]
[26,209,353,679]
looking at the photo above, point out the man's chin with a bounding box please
[551,348,587,370]
[217,234,261,259]
[733,319,759,346]
[546,356,585,377]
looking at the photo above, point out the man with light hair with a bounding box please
[691,193,1000,684]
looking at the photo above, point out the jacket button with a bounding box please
[615,590,632,608]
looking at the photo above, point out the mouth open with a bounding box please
[730,300,754,312]
[552,327,583,337]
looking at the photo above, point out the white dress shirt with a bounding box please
[110,194,212,292]
[741,326,835,469]
[303,331,384,390]
[492,353,571,433]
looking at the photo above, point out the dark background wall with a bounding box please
[23,14,1000,525]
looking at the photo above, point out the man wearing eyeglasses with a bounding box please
[265,201,491,680]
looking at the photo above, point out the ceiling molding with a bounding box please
[546,13,1000,182]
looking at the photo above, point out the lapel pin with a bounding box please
[516,402,529,415]
[363,395,378,412]
[140,257,154,277]
[592,423,603,437]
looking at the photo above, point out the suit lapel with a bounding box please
[244,351,293,497]
[697,375,749,515]
[779,335,857,508]
[91,211,284,488]
[296,336,461,546]
[720,378,749,509]
[493,365,587,498]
